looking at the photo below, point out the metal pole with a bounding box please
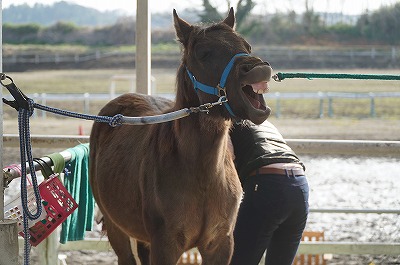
[136,0,151,95]
[0,0,19,263]
[0,0,4,222]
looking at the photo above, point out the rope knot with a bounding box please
[27,99,35,117]
[109,114,123,127]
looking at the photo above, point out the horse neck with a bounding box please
[172,64,231,165]
[173,116,231,173]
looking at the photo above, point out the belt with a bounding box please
[249,166,305,177]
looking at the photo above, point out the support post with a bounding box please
[0,0,3,223]
[36,232,59,265]
[0,1,19,263]
[136,0,151,95]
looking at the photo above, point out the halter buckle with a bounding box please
[217,84,226,97]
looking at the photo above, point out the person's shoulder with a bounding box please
[258,120,279,131]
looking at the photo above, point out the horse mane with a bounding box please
[174,64,198,110]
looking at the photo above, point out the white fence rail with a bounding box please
[3,135,400,157]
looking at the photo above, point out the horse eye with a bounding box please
[196,49,212,60]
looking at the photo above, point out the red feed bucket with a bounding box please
[19,176,78,246]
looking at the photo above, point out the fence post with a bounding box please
[109,80,116,99]
[32,93,39,119]
[41,93,47,119]
[328,96,334,117]
[318,92,324,118]
[151,76,157,94]
[369,92,376,118]
[83,93,90,114]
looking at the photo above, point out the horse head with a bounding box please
[174,8,272,125]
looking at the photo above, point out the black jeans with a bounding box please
[230,173,309,265]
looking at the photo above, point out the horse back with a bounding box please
[98,93,173,117]
[89,93,174,240]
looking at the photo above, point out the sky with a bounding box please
[2,0,400,15]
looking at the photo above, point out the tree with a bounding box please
[198,0,258,36]
[235,0,258,35]
[356,3,400,44]
[3,23,42,44]
[199,0,223,23]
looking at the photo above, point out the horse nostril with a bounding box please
[240,64,253,74]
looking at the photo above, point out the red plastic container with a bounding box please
[19,176,78,246]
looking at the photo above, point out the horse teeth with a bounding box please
[251,82,269,94]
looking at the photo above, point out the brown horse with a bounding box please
[89,8,272,265]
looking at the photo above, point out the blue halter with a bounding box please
[186,53,249,117]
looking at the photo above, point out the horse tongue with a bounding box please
[247,95,262,109]
[251,82,269,94]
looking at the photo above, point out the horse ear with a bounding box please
[173,9,192,45]
[222,7,235,29]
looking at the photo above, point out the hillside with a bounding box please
[3,1,124,26]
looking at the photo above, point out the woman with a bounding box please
[230,120,309,265]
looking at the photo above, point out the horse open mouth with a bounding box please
[242,82,269,111]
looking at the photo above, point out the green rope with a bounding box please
[274,72,400,81]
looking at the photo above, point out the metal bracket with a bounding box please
[1,73,31,111]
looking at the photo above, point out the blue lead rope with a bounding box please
[0,75,43,265]
[19,103,43,265]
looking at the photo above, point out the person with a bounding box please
[229,120,309,265]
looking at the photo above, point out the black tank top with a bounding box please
[230,121,304,182]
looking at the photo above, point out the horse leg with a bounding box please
[198,234,234,265]
[149,233,183,265]
[137,241,150,265]
[104,218,137,265]
[129,238,150,265]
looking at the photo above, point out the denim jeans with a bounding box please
[230,173,309,265]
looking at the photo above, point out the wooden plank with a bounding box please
[297,242,400,255]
